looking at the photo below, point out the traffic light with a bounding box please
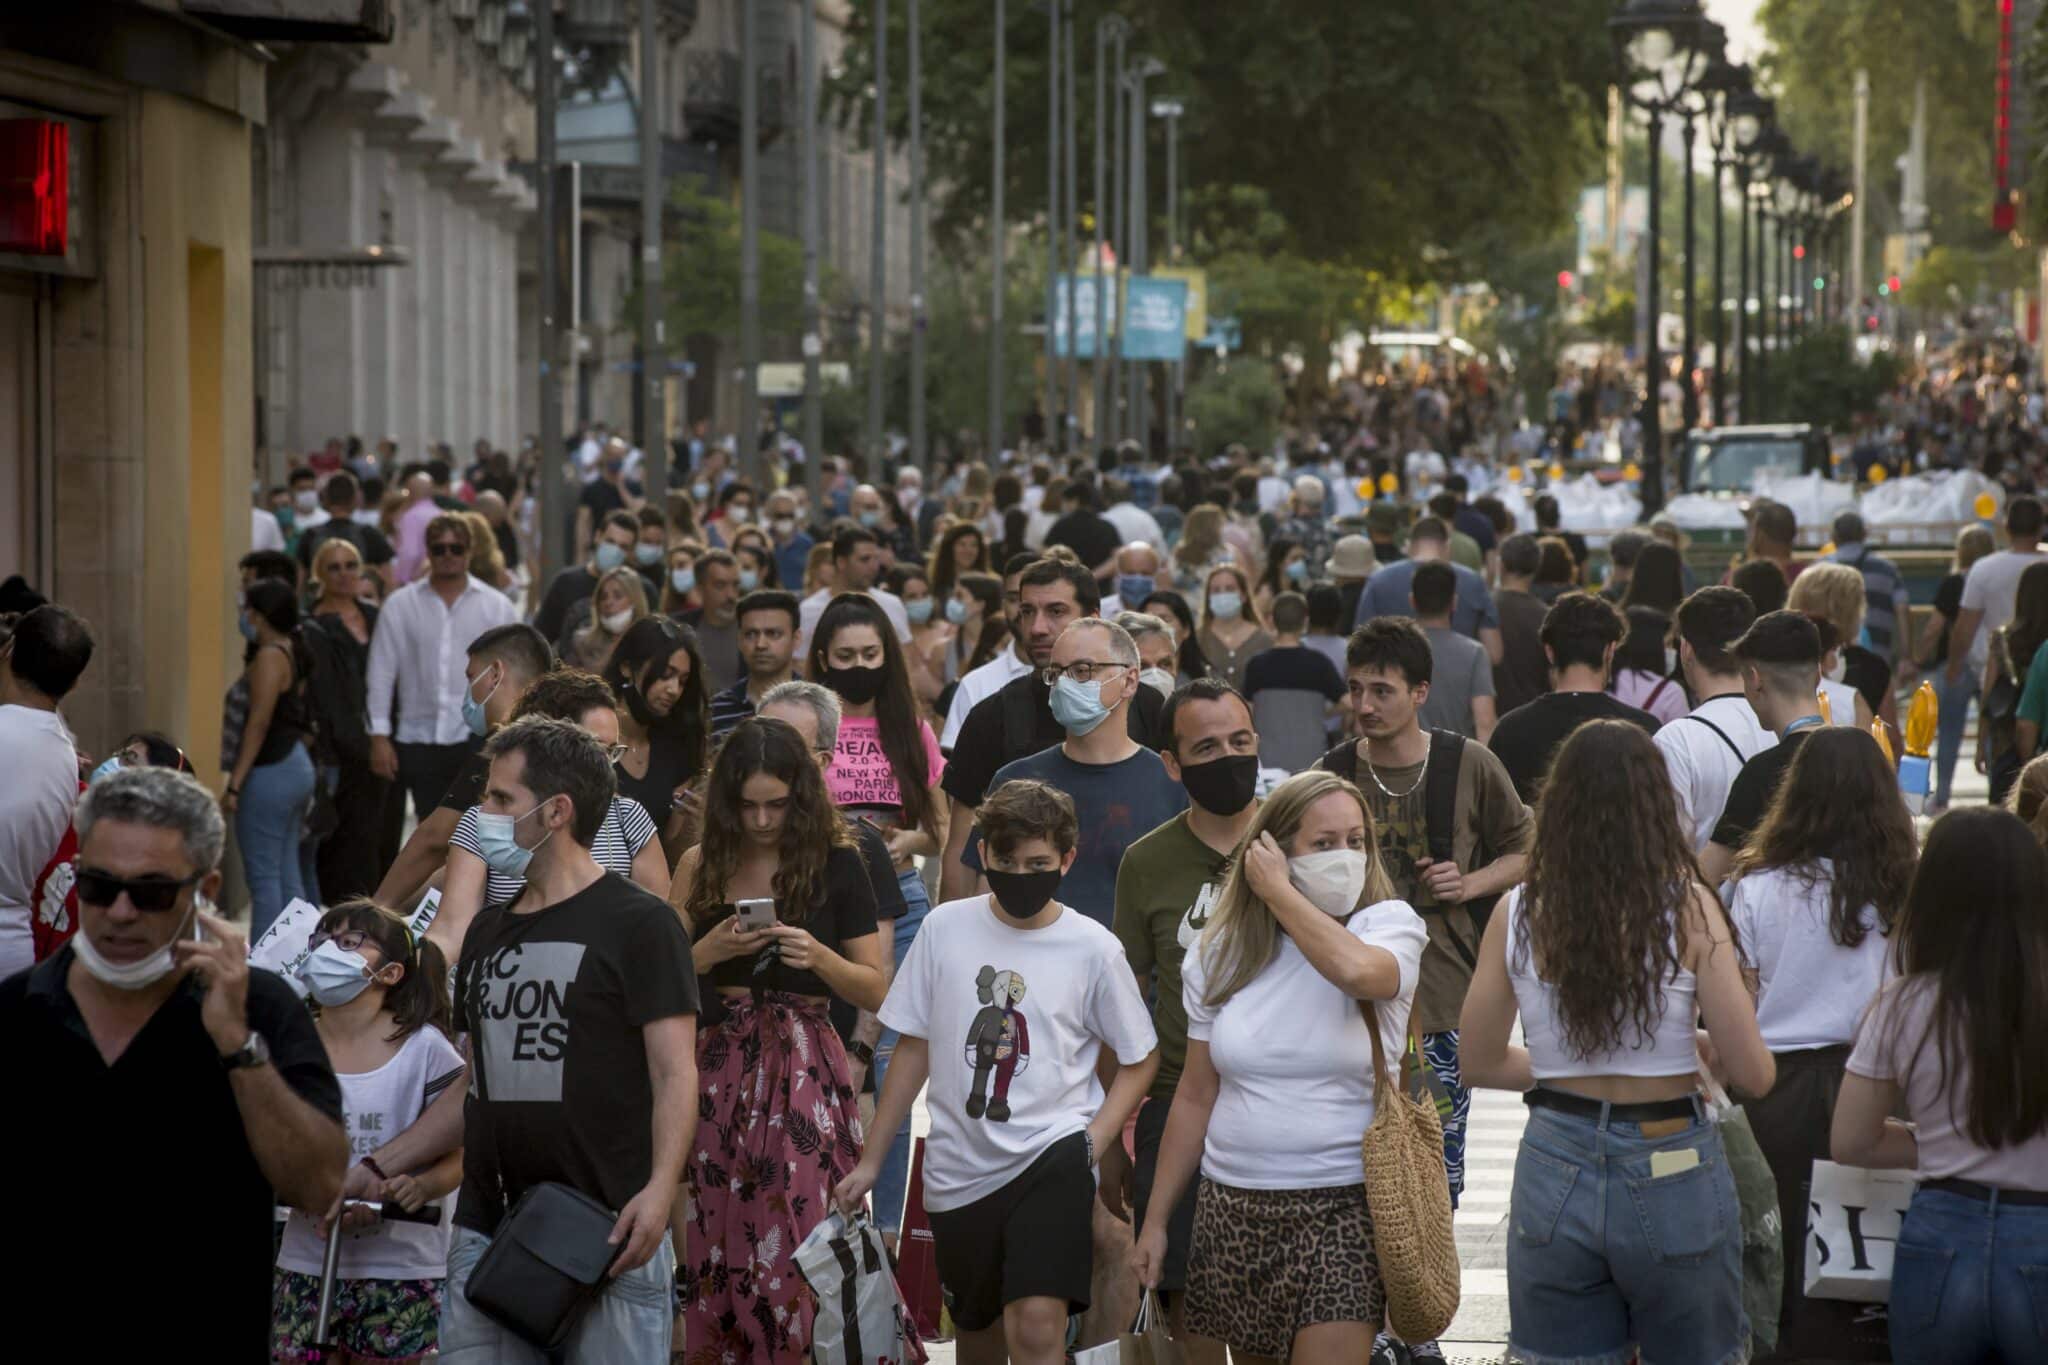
[1887,274,1902,293]
[1557,270,1575,290]
[1792,244,1806,260]
[1877,281,1891,296]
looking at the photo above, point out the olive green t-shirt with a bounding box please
[1112,810,1234,1103]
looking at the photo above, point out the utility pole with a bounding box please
[1736,163,1750,421]
[639,0,666,499]
[1903,76,1929,274]
[1044,0,1060,451]
[1127,58,1160,456]
[867,0,888,470]
[1092,18,1123,450]
[1851,69,1869,319]
[1107,28,1124,445]
[1061,0,1077,453]
[1681,109,1698,434]
[800,0,824,508]
[536,0,563,577]
[1156,98,1181,453]
[908,0,927,475]
[740,0,762,483]
[987,0,1005,462]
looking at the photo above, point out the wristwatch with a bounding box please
[847,1040,876,1066]
[221,1031,271,1072]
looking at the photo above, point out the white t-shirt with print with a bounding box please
[1726,861,1893,1051]
[878,895,1158,1213]
[1182,899,1427,1190]
[276,1025,467,1280]
[1960,548,2048,673]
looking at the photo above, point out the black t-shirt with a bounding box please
[535,565,602,643]
[438,748,493,813]
[579,479,628,520]
[493,520,522,572]
[615,724,699,827]
[1043,509,1122,570]
[1493,588,1552,717]
[452,873,699,1231]
[1242,643,1345,699]
[1487,690,1659,805]
[694,844,882,995]
[1711,728,1812,851]
[3,951,342,1361]
[1932,571,1964,665]
[1843,643,1892,717]
[828,818,907,1047]
[296,518,397,573]
[941,670,1167,808]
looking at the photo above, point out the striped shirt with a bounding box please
[1830,543,1910,664]
[449,795,659,907]
[709,678,757,742]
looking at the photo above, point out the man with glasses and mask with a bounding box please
[366,514,519,824]
[3,766,348,1359]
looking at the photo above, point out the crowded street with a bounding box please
[5,1,2048,1364]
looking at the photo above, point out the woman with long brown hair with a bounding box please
[1461,720,1774,1365]
[1197,565,1273,692]
[1726,726,1915,1355]
[1133,769,1426,1364]
[1833,807,2048,1362]
[927,520,990,604]
[675,717,886,1363]
[1983,559,2048,799]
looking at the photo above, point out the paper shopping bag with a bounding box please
[1804,1159,1915,1303]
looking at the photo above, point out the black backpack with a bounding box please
[1317,728,1490,967]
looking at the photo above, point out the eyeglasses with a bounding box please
[1041,660,1130,687]
[75,868,199,913]
[428,541,468,558]
[307,928,372,954]
[329,559,362,572]
[602,743,629,762]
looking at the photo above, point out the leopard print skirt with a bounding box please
[1183,1179,1385,1358]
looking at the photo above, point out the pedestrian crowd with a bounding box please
[0,413,2044,1365]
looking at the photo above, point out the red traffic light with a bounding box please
[1556,270,1576,290]
[1792,244,1806,260]
[1887,274,1901,293]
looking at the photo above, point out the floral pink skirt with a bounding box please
[684,992,864,1364]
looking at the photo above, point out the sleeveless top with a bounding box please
[251,642,312,767]
[1502,885,1699,1080]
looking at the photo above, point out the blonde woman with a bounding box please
[1134,770,1426,1365]
[1172,504,1240,593]
[1788,562,1885,733]
[561,565,649,672]
[1920,524,1996,811]
[460,510,514,595]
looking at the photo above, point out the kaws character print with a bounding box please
[963,966,1030,1121]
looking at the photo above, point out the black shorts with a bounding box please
[1130,1094,1200,1293]
[927,1131,1094,1332]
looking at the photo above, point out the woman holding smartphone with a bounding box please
[674,716,888,1363]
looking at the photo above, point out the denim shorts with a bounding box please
[1507,1100,1746,1365]
[438,1224,674,1364]
[1890,1185,2048,1362]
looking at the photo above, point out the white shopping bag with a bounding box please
[793,1209,926,1365]
[407,885,443,939]
[1804,1159,1916,1303]
[247,897,322,997]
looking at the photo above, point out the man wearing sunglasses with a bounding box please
[366,513,520,826]
[1,766,347,1360]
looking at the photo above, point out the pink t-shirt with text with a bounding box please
[827,715,945,825]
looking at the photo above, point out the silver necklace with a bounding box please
[1361,731,1431,800]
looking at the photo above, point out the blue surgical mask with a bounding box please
[691,480,711,502]
[462,663,501,738]
[906,597,934,625]
[296,938,378,1007]
[1285,558,1309,583]
[858,509,884,529]
[670,566,696,595]
[1049,673,1118,735]
[90,755,124,785]
[1209,591,1244,621]
[594,542,627,571]
[474,801,553,879]
[1116,573,1156,605]
[738,569,760,592]
[634,543,664,566]
[238,615,258,642]
[945,597,970,625]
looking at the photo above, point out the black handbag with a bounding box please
[462,1180,623,1350]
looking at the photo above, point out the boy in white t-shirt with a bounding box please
[837,778,1158,1365]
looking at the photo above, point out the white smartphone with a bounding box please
[734,898,777,934]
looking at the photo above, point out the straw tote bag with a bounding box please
[1358,998,1461,1343]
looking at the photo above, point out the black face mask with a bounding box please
[1179,752,1259,817]
[984,867,1063,921]
[619,679,673,732]
[821,663,888,706]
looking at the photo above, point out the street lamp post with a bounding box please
[740,0,761,483]
[1043,0,1060,451]
[1062,0,1077,450]
[1610,0,1713,516]
[1680,105,1698,434]
[1727,87,1770,423]
[1152,96,1183,455]
[908,0,927,474]
[867,0,888,470]
[988,0,1005,462]
[1126,56,1162,456]
[1093,18,1124,449]
[800,0,824,502]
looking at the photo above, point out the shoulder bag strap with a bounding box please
[1422,729,1466,865]
[1679,713,1746,763]
[1359,997,1423,1101]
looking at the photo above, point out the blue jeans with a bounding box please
[1935,665,1977,806]
[236,744,316,941]
[440,1225,674,1364]
[1890,1186,2048,1363]
[1507,1100,1745,1365]
[870,866,931,1233]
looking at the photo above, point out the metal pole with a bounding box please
[1127,69,1145,457]
[867,0,888,470]
[1680,109,1697,434]
[1091,21,1109,448]
[639,0,666,498]
[1852,69,1869,316]
[1108,37,1125,445]
[800,0,824,507]
[536,0,563,577]
[1758,206,1773,420]
[1061,0,1077,451]
[1710,147,1724,427]
[1044,0,1059,451]
[1640,104,1664,516]
[908,0,926,475]
[1736,162,1749,422]
[740,0,762,483]
[987,0,1005,461]
[1164,107,1178,453]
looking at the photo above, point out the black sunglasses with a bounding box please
[428,541,468,557]
[75,868,199,913]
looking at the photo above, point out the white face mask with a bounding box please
[71,895,203,991]
[1140,666,1176,697]
[294,489,319,514]
[1825,655,1847,683]
[1288,849,1370,918]
[601,608,634,634]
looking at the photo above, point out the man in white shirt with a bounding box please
[366,512,520,820]
[1948,494,2047,687]
[250,504,286,554]
[0,605,92,978]
[941,555,1035,749]
[796,525,913,654]
[1101,479,1165,552]
[1658,588,1776,851]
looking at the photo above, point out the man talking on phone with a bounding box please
[2,766,349,1361]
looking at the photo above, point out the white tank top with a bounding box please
[1502,885,1701,1080]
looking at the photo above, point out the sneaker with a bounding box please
[1371,1333,1412,1365]
[1407,1342,1447,1364]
